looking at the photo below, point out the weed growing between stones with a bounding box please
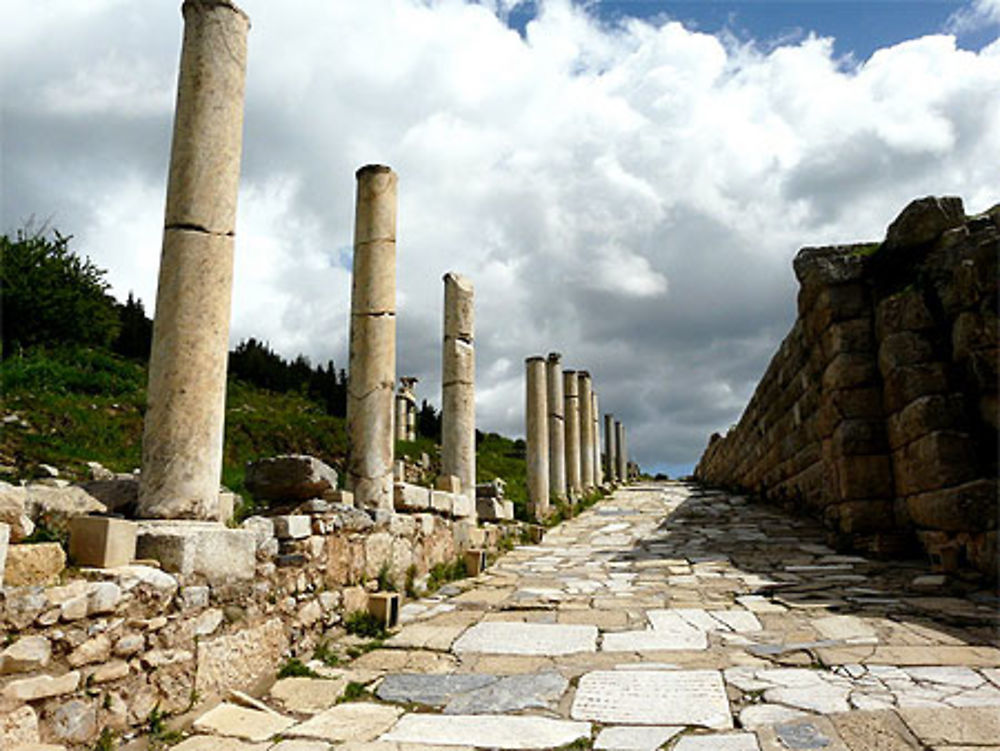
[404,564,419,598]
[344,610,389,639]
[345,638,385,659]
[337,680,373,703]
[425,556,467,593]
[146,705,182,749]
[277,657,320,678]
[92,727,116,751]
[312,641,342,667]
[377,561,397,592]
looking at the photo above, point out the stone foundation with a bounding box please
[696,197,998,577]
[0,503,518,748]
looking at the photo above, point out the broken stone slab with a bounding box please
[0,635,52,674]
[192,702,295,743]
[268,676,349,713]
[571,670,732,729]
[285,702,402,743]
[393,482,431,512]
[1,671,80,701]
[476,497,512,521]
[672,733,760,751]
[0,482,35,540]
[136,520,255,582]
[379,714,591,749]
[444,672,568,714]
[244,455,337,501]
[451,622,598,655]
[899,705,1000,746]
[376,673,496,706]
[601,629,707,651]
[738,704,810,730]
[171,738,268,751]
[594,725,684,751]
[68,515,137,568]
[811,614,878,644]
[3,542,66,586]
[271,515,311,540]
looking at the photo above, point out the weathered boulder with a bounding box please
[0,482,35,541]
[79,474,139,513]
[245,455,338,501]
[24,484,106,532]
[0,635,52,674]
[4,542,66,586]
[883,195,965,251]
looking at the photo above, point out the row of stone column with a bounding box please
[136,0,478,521]
[525,354,629,519]
[394,377,418,442]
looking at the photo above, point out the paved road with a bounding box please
[184,481,1000,750]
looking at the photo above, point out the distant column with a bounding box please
[604,413,617,483]
[546,353,566,501]
[441,273,476,498]
[139,0,250,520]
[578,372,595,491]
[395,394,408,442]
[563,370,582,498]
[616,421,628,482]
[525,357,549,520]
[592,391,602,486]
[347,165,397,511]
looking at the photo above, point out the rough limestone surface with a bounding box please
[3,542,66,586]
[286,703,402,742]
[0,482,36,540]
[139,0,250,521]
[192,703,295,742]
[0,521,9,584]
[195,618,288,697]
[379,714,592,749]
[0,635,51,674]
[244,455,338,502]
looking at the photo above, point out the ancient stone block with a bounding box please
[435,475,463,493]
[195,617,287,697]
[878,331,936,372]
[430,490,454,515]
[831,419,887,457]
[368,591,400,628]
[893,430,977,497]
[822,353,879,391]
[451,492,475,519]
[68,515,137,568]
[882,195,965,251]
[0,705,39,748]
[393,482,431,512]
[0,483,34,541]
[820,318,875,359]
[272,515,311,540]
[136,521,255,582]
[1,670,80,701]
[886,393,967,450]
[836,455,893,501]
[0,521,7,586]
[4,542,66,586]
[875,289,936,336]
[245,455,338,501]
[906,478,998,532]
[882,362,950,413]
[0,635,52,674]
[464,548,486,576]
[836,499,895,534]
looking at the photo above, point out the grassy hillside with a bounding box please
[0,346,527,518]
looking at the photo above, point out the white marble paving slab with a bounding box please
[380,714,591,749]
[451,622,598,655]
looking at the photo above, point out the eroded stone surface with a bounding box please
[452,622,597,655]
[380,714,591,749]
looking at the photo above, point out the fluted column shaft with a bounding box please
[526,357,549,519]
[563,370,582,498]
[546,353,566,501]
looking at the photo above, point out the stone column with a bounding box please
[347,165,397,511]
[441,273,476,498]
[604,413,617,483]
[592,391,602,486]
[395,394,408,443]
[406,402,417,441]
[616,421,628,482]
[578,372,595,491]
[138,0,250,520]
[546,353,566,501]
[563,371,582,498]
[525,357,549,519]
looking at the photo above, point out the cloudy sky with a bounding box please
[3,0,999,475]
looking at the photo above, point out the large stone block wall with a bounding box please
[0,505,515,748]
[696,197,998,576]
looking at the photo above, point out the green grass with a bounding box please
[343,610,389,639]
[426,556,468,593]
[336,681,372,703]
[277,658,320,678]
[0,345,348,502]
[476,432,529,520]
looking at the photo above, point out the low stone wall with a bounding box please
[0,502,517,748]
[696,197,998,576]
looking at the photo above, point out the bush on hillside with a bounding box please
[1,229,120,356]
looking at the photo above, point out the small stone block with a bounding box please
[68,516,137,568]
[393,482,431,512]
[3,542,66,586]
[430,490,454,514]
[464,549,487,577]
[435,474,463,493]
[527,525,545,543]
[368,591,400,629]
[501,500,514,519]
[272,515,311,540]
[136,521,255,582]
[322,489,354,505]
[451,493,475,518]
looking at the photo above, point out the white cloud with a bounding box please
[3,0,999,472]
[947,0,1000,33]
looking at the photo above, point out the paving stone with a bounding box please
[379,714,591,749]
[774,720,839,749]
[672,733,760,751]
[286,703,402,743]
[443,671,568,714]
[269,676,349,713]
[192,703,295,742]
[376,674,496,706]
[738,704,811,730]
[601,628,708,651]
[710,610,762,632]
[815,646,1000,666]
[765,683,851,714]
[828,709,921,750]
[385,623,469,651]
[571,669,732,729]
[593,725,684,750]
[170,738,268,751]
[812,615,878,644]
[451,622,597,655]
[903,666,984,688]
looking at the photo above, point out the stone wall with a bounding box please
[696,197,998,576]
[0,502,516,748]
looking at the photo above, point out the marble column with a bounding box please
[139,0,250,520]
[546,353,566,501]
[395,394,408,443]
[525,356,549,519]
[441,273,475,498]
[563,370,582,498]
[578,372,595,491]
[604,413,617,483]
[592,391,602,486]
[347,165,397,511]
[616,421,628,482]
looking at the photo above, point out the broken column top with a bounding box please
[183,0,250,24]
[444,273,475,340]
[578,370,591,378]
[357,163,394,178]
[547,352,562,362]
[526,355,545,363]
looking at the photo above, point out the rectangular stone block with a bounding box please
[3,542,66,586]
[450,493,475,519]
[476,498,505,521]
[836,455,893,501]
[435,475,462,493]
[393,482,430,512]
[272,515,311,540]
[906,478,998,532]
[882,362,950,414]
[137,521,255,582]
[892,430,978,497]
[464,548,486,576]
[887,393,966,449]
[323,489,354,505]
[835,499,895,534]
[822,353,879,391]
[367,591,400,628]
[430,490,454,515]
[68,516,137,568]
[831,419,887,457]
